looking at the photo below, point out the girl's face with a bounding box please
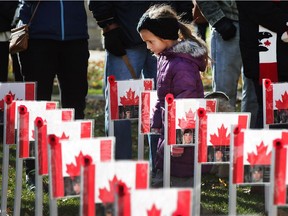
[139,29,175,55]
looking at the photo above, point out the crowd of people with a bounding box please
[1,1,288,210]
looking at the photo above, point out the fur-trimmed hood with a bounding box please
[160,39,208,72]
[168,39,207,57]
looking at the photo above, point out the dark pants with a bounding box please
[0,41,10,82]
[252,80,264,128]
[19,39,89,175]
[19,39,89,119]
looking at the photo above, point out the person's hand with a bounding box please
[103,27,126,56]
[213,17,236,41]
[171,146,184,157]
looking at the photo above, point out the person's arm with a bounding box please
[169,1,194,23]
[0,1,19,25]
[236,1,288,34]
[196,1,236,41]
[89,1,126,57]
[89,1,115,28]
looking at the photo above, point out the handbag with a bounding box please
[9,1,40,54]
[9,25,29,54]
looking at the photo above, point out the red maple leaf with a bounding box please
[66,151,85,179]
[247,141,271,165]
[264,40,271,47]
[147,204,161,216]
[275,91,288,109]
[120,88,139,106]
[60,132,69,140]
[178,109,195,129]
[98,175,129,203]
[210,124,230,146]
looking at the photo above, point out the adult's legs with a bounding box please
[0,41,10,82]
[19,39,57,101]
[211,24,241,109]
[252,80,264,129]
[57,40,89,119]
[241,75,258,128]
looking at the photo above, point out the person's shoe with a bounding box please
[26,170,36,191]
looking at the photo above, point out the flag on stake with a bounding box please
[232,128,288,184]
[95,161,149,203]
[165,94,217,145]
[116,188,192,216]
[263,79,288,127]
[34,109,74,175]
[0,82,35,111]
[197,110,250,163]
[16,101,58,158]
[48,135,114,199]
[108,75,154,120]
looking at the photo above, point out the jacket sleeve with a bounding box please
[236,1,288,34]
[88,1,116,27]
[0,1,19,22]
[196,1,225,26]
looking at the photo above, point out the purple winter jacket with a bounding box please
[152,39,207,177]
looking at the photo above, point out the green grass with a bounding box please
[2,58,287,216]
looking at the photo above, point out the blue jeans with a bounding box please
[104,44,157,159]
[210,22,258,128]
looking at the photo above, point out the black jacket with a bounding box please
[0,1,19,32]
[236,1,288,82]
[89,1,193,48]
[19,1,89,41]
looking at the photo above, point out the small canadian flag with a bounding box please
[81,160,149,216]
[197,109,250,162]
[108,75,154,120]
[263,79,288,126]
[0,82,35,111]
[117,185,192,216]
[34,109,74,175]
[116,188,192,216]
[95,161,149,203]
[139,90,157,134]
[232,128,288,184]
[16,101,58,158]
[165,94,216,145]
[48,135,115,199]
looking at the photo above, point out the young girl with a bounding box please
[137,4,208,187]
